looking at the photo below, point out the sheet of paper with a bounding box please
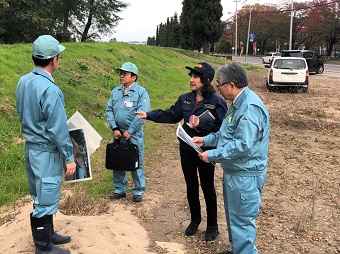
[67,111,102,156]
[176,123,203,153]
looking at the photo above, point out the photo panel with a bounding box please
[65,128,92,183]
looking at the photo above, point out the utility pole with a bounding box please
[289,0,293,50]
[234,0,240,56]
[245,7,252,63]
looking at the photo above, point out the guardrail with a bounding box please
[211,53,232,60]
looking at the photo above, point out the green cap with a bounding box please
[116,62,138,76]
[32,35,65,59]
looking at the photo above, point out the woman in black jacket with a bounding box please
[136,62,227,241]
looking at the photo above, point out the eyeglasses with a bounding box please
[119,71,130,76]
[216,82,231,88]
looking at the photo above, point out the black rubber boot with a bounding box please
[51,217,71,245]
[30,213,71,254]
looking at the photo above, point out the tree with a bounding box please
[147,36,156,46]
[172,13,181,48]
[180,0,194,50]
[0,0,56,43]
[52,0,84,42]
[52,0,128,42]
[215,39,232,54]
[154,12,181,48]
[301,0,340,55]
[74,0,128,42]
[322,2,340,55]
[180,0,223,54]
[158,22,166,46]
[0,0,128,43]
[234,3,289,54]
[155,25,160,46]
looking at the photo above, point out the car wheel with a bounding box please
[301,87,308,93]
[317,65,324,74]
[266,82,273,92]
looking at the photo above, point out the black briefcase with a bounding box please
[105,139,139,171]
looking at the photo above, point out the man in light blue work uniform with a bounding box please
[16,35,76,254]
[193,62,270,254]
[106,62,150,203]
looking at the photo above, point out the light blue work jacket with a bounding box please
[203,87,270,176]
[16,67,74,163]
[106,82,150,136]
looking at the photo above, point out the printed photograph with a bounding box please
[65,128,92,183]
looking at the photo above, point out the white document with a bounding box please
[176,123,203,153]
[67,111,102,156]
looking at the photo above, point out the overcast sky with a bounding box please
[109,0,300,42]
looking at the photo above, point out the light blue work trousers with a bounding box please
[112,136,145,196]
[25,143,63,218]
[223,173,266,254]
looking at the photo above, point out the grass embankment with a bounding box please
[0,42,261,217]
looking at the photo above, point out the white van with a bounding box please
[266,57,309,92]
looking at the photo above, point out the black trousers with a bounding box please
[180,146,217,227]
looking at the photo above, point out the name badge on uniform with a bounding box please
[124,100,133,108]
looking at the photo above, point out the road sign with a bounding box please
[226,23,231,30]
[249,34,255,42]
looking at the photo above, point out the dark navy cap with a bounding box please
[185,62,215,82]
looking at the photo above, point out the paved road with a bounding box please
[231,55,340,78]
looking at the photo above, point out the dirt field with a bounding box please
[137,69,340,254]
[1,68,339,254]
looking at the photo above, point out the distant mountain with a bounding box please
[127,41,147,45]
